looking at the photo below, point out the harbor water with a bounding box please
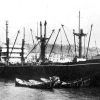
[0,80,100,100]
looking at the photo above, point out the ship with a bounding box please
[0,12,100,87]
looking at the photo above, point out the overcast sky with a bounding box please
[0,0,100,48]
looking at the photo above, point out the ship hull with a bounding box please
[0,60,100,86]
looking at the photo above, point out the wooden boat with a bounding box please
[61,77,91,88]
[15,76,91,89]
[15,76,62,89]
[15,78,53,89]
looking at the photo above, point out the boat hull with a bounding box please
[0,60,100,86]
[15,78,53,89]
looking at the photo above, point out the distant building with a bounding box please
[92,54,100,60]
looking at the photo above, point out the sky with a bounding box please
[0,0,100,48]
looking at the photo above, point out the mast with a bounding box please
[0,46,2,61]
[79,11,80,36]
[40,21,42,37]
[21,27,25,66]
[6,21,9,66]
[73,11,86,58]
[37,21,48,63]
[37,22,38,37]
[78,11,82,58]
[84,36,86,56]
[40,21,46,63]
[73,29,76,57]
[30,29,34,45]
[44,21,47,38]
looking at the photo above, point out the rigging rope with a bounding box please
[25,41,40,59]
[86,24,93,58]
[10,30,20,57]
[45,29,55,49]
[48,28,61,59]
[61,25,74,55]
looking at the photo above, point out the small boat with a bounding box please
[61,77,91,88]
[15,78,53,89]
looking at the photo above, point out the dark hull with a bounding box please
[0,59,100,86]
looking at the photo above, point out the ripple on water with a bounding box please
[0,81,100,100]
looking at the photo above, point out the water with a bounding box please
[0,80,100,100]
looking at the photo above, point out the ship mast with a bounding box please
[79,11,81,57]
[73,11,86,58]
[21,27,25,66]
[6,21,9,66]
[37,21,48,64]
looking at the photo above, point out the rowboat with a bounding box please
[61,78,91,88]
[15,78,53,89]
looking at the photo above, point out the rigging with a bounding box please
[10,30,20,57]
[86,24,93,58]
[48,28,61,59]
[61,25,73,55]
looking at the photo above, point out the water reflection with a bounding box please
[0,80,100,100]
